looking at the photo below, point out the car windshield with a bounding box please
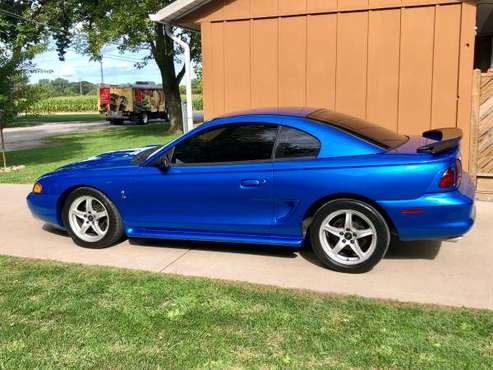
[307,109,408,149]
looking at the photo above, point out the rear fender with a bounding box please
[425,148,461,193]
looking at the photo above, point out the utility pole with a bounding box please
[99,57,104,84]
[0,109,7,170]
[79,80,83,95]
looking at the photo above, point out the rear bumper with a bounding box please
[105,111,132,120]
[378,173,475,241]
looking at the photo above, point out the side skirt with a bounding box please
[126,227,304,248]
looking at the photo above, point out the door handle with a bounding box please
[241,179,262,188]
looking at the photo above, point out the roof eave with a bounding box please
[149,0,212,29]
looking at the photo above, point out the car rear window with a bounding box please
[307,109,408,149]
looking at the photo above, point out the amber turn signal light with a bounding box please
[33,183,43,193]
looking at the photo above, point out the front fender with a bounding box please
[31,170,129,230]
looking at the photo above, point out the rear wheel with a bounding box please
[62,188,124,249]
[161,111,169,122]
[309,199,390,273]
[138,112,149,125]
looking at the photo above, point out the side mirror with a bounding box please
[159,155,170,171]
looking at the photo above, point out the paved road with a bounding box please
[1,183,491,310]
[3,112,205,152]
[3,121,109,151]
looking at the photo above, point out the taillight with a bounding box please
[439,167,455,188]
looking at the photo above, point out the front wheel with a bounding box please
[309,199,390,273]
[62,187,124,249]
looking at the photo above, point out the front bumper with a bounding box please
[378,174,476,241]
[27,192,64,229]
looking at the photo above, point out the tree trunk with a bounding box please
[151,24,185,135]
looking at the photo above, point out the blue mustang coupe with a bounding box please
[27,108,475,272]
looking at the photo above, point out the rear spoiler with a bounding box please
[417,128,463,155]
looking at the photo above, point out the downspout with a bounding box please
[164,25,194,133]
[149,17,194,133]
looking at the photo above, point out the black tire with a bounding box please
[62,187,125,249]
[138,112,149,125]
[160,111,169,122]
[309,199,390,273]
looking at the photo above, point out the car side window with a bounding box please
[172,123,279,165]
[275,126,320,160]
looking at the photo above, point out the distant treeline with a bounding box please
[179,79,203,96]
[32,78,98,98]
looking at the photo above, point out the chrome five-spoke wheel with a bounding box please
[310,199,390,273]
[69,195,109,242]
[319,210,377,266]
[63,187,124,249]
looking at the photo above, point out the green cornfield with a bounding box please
[29,94,203,114]
[28,95,98,113]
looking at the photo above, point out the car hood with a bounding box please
[56,145,160,171]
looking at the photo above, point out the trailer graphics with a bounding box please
[98,82,167,125]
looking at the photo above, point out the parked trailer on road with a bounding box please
[98,82,167,125]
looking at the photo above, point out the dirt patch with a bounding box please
[0,165,25,173]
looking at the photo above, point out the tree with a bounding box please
[0,1,50,167]
[0,1,48,122]
[51,0,201,134]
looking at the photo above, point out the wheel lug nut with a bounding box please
[340,232,344,236]
[351,240,355,244]
[342,240,346,243]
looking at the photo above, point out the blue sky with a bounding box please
[30,45,164,85]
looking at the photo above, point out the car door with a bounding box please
[272,125,322,239]
[123,122,278,236]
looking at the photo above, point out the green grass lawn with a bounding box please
[10,113,104,128]
[0,123,177,184]
[0,256,491,369]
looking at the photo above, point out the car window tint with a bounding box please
[275,126,320,159]
[173,123,278,164]
[307,109,408,149]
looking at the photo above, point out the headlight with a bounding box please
[32,183,43,193]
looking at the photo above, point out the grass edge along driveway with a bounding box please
[0,255,492,369]
[0,123,177,184]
